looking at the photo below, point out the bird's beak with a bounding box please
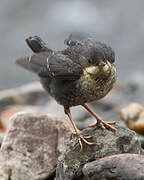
[98,61,106,66]
[86,61,109,75]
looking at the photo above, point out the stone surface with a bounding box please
[56,124,144,180]
[83,153,144,180]
[120,103,144,135]
[0,113,72,180]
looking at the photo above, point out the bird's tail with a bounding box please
[16,36,52,73]
[16,56,41,74]
[25,36,52,53]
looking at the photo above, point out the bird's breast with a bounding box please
[75,63,117,103]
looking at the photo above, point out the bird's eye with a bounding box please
[88,58,92,63]
[65,39,76,46]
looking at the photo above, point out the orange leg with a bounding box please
[82,104,116,132]
[64,108,98,150]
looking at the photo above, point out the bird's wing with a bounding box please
[64,32,92,46]
[16,52,83,80]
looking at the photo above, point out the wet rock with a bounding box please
[56,124,144,180]
[0,113,72,180]
[83,153,144,180]
[120,103,144,135]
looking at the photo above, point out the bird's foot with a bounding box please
[72,132,99,150]
[89,120,117,132]
[82,104,117,133]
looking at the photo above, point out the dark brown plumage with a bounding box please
[16,33,117,149]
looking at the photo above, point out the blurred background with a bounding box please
[0,0,144,146]
[0,0,144,90]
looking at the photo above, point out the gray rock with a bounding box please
[0,82,50,111]
[0,134,4,146]
[0,112,72,180]
[83,153,144,180]
[56,124,144,180]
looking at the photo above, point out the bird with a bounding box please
[16,32,117,149]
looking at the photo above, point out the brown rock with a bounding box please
[83,154,144,180]
[120,103,144,122]
[0,108,18,133]
[120,103,144,135]
[0,113,72,180]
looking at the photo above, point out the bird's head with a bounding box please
[84,47,115,76]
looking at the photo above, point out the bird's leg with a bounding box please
[82,104,116,132]
[64,108,98,150]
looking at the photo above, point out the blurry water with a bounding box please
[0,0,144,90]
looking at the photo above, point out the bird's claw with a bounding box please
[89,120,117,132]
[72,132,99,150]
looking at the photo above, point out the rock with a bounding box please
[120,103,144,122]
[137,136,144,149]
[0,82,50,110]
[120,103,144,135]
[56,124,144,180]
[0,134,4,147]
[0,113,72,180]
[83,153,144,180]
[0,108,18,133]
[0,108,18,146]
